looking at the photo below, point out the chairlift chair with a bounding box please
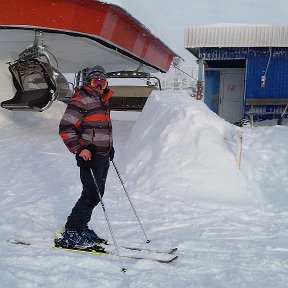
[1,31,72,112]
[72,67,161,111]
[1,58,71,111]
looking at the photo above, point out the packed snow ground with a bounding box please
[0,90,288,288]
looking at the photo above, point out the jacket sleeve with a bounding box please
[59,96,85,154]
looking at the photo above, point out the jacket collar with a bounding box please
[82,84,101,99]
[82,84,113,103]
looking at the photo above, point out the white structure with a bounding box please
[185,24,288,48]
[159,65,197,95]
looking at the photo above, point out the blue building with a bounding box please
[185,25,288,124]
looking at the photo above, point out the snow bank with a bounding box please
[125,91,263,205]
[242,125,288,208]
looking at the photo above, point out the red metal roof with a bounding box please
[0,0,176,72]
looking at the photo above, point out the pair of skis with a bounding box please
[54,229,178,264]
[8,236,178,264]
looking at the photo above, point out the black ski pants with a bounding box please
[65,154,110,233]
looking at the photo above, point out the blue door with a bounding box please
[204,70,220,114]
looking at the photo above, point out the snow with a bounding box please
[0,90,288,287]
[126,91,263,205]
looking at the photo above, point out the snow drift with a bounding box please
[125,91,264,205]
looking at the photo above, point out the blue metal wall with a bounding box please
[200,47,288,99]
[246,48,288,99]
[200,47,288,118]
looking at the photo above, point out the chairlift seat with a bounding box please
[1,59,71,111]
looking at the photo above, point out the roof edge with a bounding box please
[185,25,288,49]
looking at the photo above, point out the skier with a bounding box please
[58,65,114,249]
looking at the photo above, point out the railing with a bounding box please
[246,98,288,126]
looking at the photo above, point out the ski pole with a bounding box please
[112,160,150,243]
[89,168,126,273]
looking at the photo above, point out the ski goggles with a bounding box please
[90,78,108,90]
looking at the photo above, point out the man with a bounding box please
[57,65,114,249]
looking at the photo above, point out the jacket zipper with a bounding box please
[91,128,95,143]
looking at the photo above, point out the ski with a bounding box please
[7,239,31,246]
[53,240,178,263]
[104,243,177,255]
[98,243,178,263]
[55,228,177,255]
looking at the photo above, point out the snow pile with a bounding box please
[125,91,263,206]
[242,125,288,208]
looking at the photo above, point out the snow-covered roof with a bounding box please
[184,25,288,48]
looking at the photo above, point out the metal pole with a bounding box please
[277,103,288,125]
[89,168,126,273]
[196,58,204,100]
[112,160,150,243]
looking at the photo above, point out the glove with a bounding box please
[109,147,115,161]
[85,144,96,153]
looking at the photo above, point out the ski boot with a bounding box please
[55,230,100,251]
[82,226,108,245]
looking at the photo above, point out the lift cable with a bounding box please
[170,63,198,81]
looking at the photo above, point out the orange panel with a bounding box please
[0,0,176,72]
[28,0,75,29]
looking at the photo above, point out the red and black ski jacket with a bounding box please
[59,85,113,156]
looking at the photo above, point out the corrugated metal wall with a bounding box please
[246,48,288,99]
[199,47,288,119]
[200,47,288,100]
[185,25,288,48]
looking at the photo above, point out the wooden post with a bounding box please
[236,130,243,169]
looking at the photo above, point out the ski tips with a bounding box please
[121,268,127,273]
[146,239,151,243]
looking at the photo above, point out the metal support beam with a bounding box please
[196,58,204,100]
